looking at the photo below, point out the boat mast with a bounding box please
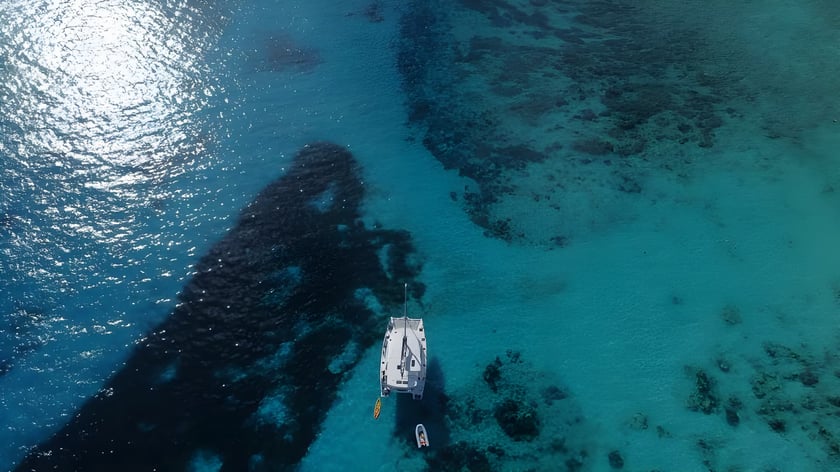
[400,283,408,378]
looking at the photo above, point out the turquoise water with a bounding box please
[2,0,840,470]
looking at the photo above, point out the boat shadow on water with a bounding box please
[394,357,449,450]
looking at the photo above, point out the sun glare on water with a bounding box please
[0,0,213,179]
[0,0,223,304]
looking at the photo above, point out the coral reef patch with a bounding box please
[425,350,593,471]
[682,338,840,468]
[686,367,720,414]
[397,0,747,246]
[494,397,540,441]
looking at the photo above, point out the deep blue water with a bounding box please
[1,0,428,469]
[4,0,840,471]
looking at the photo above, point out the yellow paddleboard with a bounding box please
[373,397,382,419]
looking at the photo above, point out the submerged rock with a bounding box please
[626,412,648,431]
[427,441,492,472]
[725,407,740,427]
[483,357,503,392]
[432,350,591,471]
[721,304,742,325]
[608,450,625,469]
[541,385,568,405]
[751,371,781,399]
[687,369,720,414]
[494,398,540,441]
[725,396,742,427]
[799,370,819,387]
[572,137,614,155]
[768,418,786,432]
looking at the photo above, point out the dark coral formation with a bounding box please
[427,351,590,470]
[427,441,492,472]
[724,396,742,427]
[494,398,540,441]
[696,438,724,471]
[626,412,648,431]
[687,368,720,414]
[363,0,385,23]
[572,137,614,156]
[608,450,625,469]
[685,338,840,467]
[483,356,503,392]
[749,341,840,456]
[16,143,423,471]
[397,0,741,245]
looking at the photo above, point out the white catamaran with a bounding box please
[380,284,427,400]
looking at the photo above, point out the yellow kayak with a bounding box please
[373,397,382,419]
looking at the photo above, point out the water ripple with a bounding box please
[0,0,226,365]
[1,0,214,178]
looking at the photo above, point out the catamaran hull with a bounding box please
[380,316,427,400]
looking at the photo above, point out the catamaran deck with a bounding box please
[380,317,427,399]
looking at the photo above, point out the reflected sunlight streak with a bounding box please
[5,0,210,177]
[0,0,222,306]
[0,2,229,468]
